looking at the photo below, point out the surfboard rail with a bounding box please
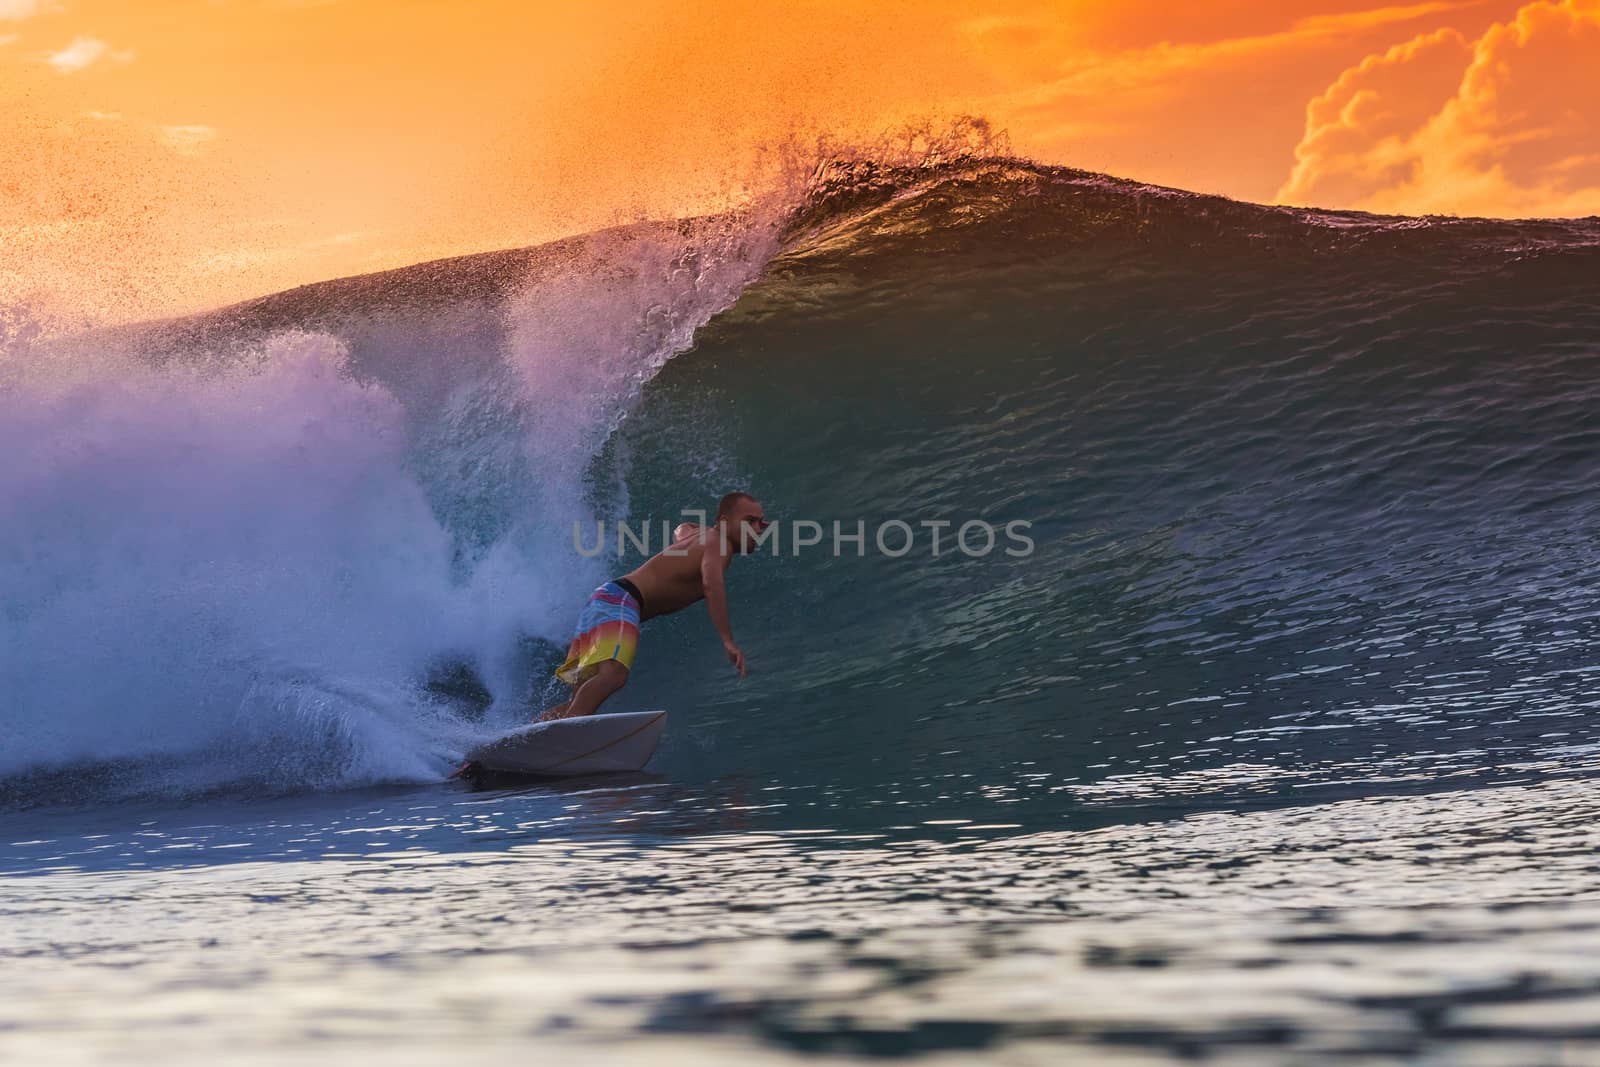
[463,709,667,777]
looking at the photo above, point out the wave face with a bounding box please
[0,213,783,805]
[4,159,1600,813]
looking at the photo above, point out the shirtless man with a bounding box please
[535,491,769,722]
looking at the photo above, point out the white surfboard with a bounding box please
[465,710,667,776]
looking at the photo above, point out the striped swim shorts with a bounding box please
[554,580,641,685]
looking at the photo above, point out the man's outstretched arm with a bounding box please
[700,535,745,677]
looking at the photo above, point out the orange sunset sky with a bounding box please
[2,0,1597,322]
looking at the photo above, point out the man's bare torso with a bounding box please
[621,523,711,621]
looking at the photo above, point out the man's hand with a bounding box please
[724,640,747,678]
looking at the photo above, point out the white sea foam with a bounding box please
[0,210,786,797]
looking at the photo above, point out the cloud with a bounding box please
[1278,0,1600,218]
[46,35,134,73]
[0,34,18,46]
[1288,2,1469,37]
[1277,28,1474,207]
[0,0,57,19]
[158,124,218,155]
[972,1,1467,104]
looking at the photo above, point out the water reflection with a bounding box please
[4,775,1600,1063]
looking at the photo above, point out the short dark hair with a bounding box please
[717,491,758,519]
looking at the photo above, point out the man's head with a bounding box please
[717,491,769,554]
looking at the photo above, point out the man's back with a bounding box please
[622,523,711,620]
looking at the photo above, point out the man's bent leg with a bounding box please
[562,660,628,719]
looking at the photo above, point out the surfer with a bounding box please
[449,492,767,778]
[533,491,769,722]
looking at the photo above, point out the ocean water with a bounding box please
[3,155,1600,1064]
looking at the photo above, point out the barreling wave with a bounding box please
[4,134,1600,812]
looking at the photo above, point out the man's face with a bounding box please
[731,500,769,554]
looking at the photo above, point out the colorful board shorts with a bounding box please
[554,580,641,686]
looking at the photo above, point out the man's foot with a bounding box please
[534,698,574,723]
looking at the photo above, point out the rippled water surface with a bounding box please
[6,770,1600,1065]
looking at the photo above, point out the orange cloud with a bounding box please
[0,0,56,18]
[46,35,133,73]
[986,1,1466,101]
[1277,28,1474,206]
[1278,0,1600,217]
[955,0,1503,205]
